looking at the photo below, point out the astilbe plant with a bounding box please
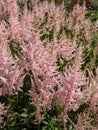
[0,21,24,95]
[0,0,24,125]
[19,1,86,123]
[0,0,98,129]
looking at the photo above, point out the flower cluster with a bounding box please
[0,0,98,129]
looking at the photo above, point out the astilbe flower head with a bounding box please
[88,67,98,112]
[0,1,8,20]
[32,0,65,33]
[0,44,24,95]
[54,46,87,121]
[0,19,9,38]
[75,109,94,130]
[0,103,7,124]
[66,2,94,41]
[0,4,24,95]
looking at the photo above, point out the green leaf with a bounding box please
[20,112,28,118]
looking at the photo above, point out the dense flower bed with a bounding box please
[0,0,98,129]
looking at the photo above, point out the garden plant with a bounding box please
[0,0,98,130]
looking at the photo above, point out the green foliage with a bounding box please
[9,40,22,58]
[86,10,98,21]
[64,26,74,39]
[57,55,68,74]
[90,0,98,10]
